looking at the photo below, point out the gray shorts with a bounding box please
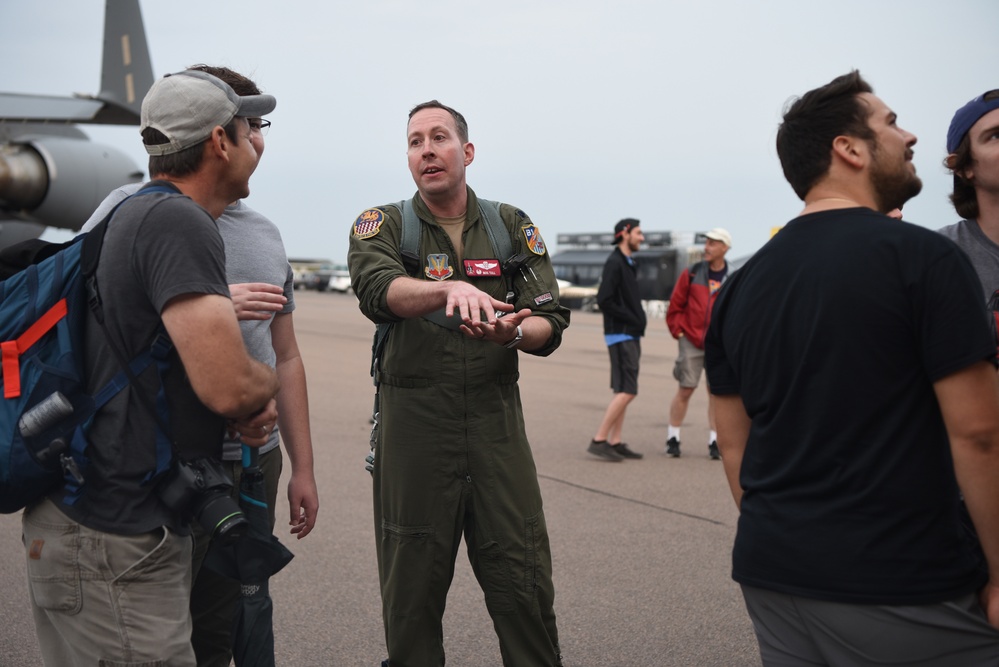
[609,338,640,395]
[673,335,705,388]
[742,584,999,666]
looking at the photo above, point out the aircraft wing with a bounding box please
[0,0,151,239]
[0,93,108,124]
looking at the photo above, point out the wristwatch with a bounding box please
[503,325,523,349]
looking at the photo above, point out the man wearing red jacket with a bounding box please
[665,228,731,459]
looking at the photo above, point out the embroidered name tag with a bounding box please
[464,259,502,277]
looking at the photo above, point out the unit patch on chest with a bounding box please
[522,224,547,256]
[352,208,384,239]
[426,254,454,280]
[464,259,502,277]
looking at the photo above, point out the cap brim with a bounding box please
[237,94,276,117]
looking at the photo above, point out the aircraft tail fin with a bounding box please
[93,0,154,124]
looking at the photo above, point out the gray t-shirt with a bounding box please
[85,186,295,460]
[216,200,295,459]
[63,182,230,536]
[938,219,999,304]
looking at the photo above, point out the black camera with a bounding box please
[158,457,248,545]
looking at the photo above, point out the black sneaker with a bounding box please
[665,437,681,458]
[708,441,721,460]
[612,443,644,459]
[588,439,624,462]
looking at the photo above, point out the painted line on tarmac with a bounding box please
[538,474,726,526]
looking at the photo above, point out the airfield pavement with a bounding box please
[0,289,761,667]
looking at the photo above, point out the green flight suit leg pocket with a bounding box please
[476,539,516,615]
[381,521,436,616]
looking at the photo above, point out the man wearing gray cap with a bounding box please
[82,66,320,667]
[21,70,280,666]
[665,227,732,460]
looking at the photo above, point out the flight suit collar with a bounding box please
[412,187,481,228]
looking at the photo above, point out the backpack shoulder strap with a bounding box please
[477,198,514,264]
[399,199,422,274]
[382,200,422,276]
[80,183,181,472]
[82,184,179,284]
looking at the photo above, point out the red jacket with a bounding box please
[666,261,727,349]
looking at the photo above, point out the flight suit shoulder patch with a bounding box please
[522,223,547,256]
[353,208,385,239]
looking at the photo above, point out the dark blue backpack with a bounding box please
[0,185,175,512]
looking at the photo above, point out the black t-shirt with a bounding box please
[57,182,230,536]
[705,208,996,604]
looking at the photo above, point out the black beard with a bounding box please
[871,156,923,213]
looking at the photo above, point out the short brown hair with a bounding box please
[187,64,262,96]
[408,100,469,143]
[776,71,876,200]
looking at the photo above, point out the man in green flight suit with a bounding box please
[348,100,569,667]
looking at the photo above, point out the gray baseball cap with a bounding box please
[140,69,276,156]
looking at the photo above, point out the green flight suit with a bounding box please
[348,188,569,667]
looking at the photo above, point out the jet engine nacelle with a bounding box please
[0,135,143,232]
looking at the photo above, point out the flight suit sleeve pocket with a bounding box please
[23,522,83,614]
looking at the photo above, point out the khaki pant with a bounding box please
[23,497,195,667]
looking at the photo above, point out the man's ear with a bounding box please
[831,135,866,170]
[208,125,229,161]
[947,153,974,183]
[463,141,475,167]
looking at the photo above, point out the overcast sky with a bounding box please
[2,0,997,264]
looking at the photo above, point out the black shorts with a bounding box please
[609,338,640,395]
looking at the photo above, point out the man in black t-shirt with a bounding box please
[22,71,281,666]
[705,71,999,666]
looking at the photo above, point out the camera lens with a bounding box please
[197,493,249,546]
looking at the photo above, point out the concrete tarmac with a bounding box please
[0,290,761,666]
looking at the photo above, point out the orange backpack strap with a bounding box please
[2,298,68,399]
